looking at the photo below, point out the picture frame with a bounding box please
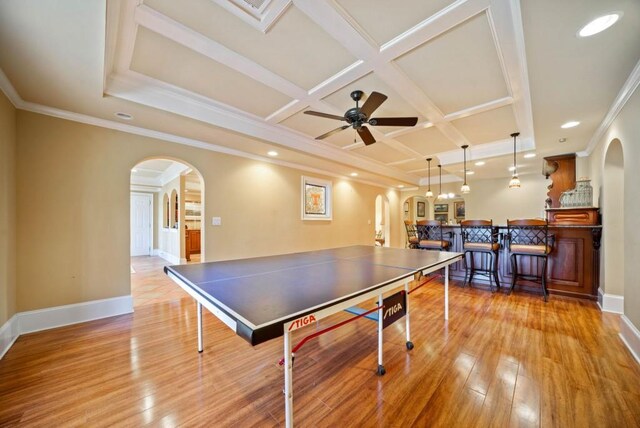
[403,201,409,215]
[454,201,466,219]
[301,176,332,220]
[434,203,448,213]
[435,213,448,223]
[416,201,426,217]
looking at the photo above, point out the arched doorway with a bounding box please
[129,157,205,307]
[375,195,390,247]
[602,139,624,310]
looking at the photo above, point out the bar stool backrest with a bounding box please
[416,219,444,242]
[507,219,548,250]
[404,220,418,244]
[461,219,494,245]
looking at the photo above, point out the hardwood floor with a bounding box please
[1,275,639,427]
[131,256,190,307]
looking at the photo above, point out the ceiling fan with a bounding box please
[304,90,418,146]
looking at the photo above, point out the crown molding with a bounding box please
[581,58,640,157]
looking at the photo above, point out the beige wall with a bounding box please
[15,111,397,311]
[586,86,640,329]
[401,174,548,227]
[0,91,17,325]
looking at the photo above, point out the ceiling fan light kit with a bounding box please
[304,90,418,146]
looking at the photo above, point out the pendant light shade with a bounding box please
[461,145,470,194]
[425,158,434,198]
[437,164,446,199]
[509,132,521,189]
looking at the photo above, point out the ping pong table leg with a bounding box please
[196,302,203,353]
[283,328,294,428]
[405,282,414,350]
[444,265,449,320]
[377,293,385,376]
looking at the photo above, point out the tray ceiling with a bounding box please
[0,0,638,188]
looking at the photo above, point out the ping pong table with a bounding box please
[165,245,462,427]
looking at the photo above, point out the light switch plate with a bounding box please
[212,217,221,226]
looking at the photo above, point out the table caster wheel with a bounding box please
[377,365,386,376]
[406,341,414,350]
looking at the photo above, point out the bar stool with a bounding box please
[416,220,450,251]
[460,220,500,292]
[403,220,419,249]
[507,219,553,301]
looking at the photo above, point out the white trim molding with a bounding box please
[597,288,624,314]
[620,315,640,366]
[18,295,133,335]
[157,249,182,265]
[0,315,20,360]
[0,296,133,359]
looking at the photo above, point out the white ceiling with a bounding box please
[131,159,202,192]
[0,0,639,189]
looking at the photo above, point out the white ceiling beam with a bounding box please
[106,71,420,184]
[444,96,513,121]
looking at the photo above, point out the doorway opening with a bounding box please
[129,158,205,307]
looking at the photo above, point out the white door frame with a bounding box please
[130,192,153,256]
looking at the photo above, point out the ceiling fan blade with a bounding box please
[369,117,418,127]
[316,125,350,140]
[304,111,346,121]
[359,92,388,117]
[357,126,376,146]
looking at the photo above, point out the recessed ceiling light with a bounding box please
[398,184,405,188]
[578,13,622,37]
[508,166,516,171]
[115,112,133,120]
[559,138,567,143]
[267,150,278,157]
[561,121,580,129]
[475,161,485,166]
[524,153,536,159]
[448,193,455,199]
[131,168,138,173]
[350,172,358,177]
[466,170,475,175]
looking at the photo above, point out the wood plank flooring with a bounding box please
[1,271,639,427]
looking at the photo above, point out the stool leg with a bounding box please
[468,251,475,286]
[488,252,494,293]
[509,254,517,295]
[493,251,501,290]
[541,256,549,302]
[463,251,470,288]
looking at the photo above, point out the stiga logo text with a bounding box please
[289,314,316,331]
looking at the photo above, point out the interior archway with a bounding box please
[602,139,624,300]
[129,157,205,308]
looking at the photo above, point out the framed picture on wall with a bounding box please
[434,203,448,213]
[301,176,332,220]
[435,213,448,223]
[417,201,426,217]
[454,201,466,219]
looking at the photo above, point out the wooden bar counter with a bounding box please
[441,224,602,300]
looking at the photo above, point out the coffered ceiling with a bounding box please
[0,0,639,189]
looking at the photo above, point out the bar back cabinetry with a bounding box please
[441,225,601,299]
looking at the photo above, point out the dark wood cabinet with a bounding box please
[440,225,601,300]
[185,229,201,261]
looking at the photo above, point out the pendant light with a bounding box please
[425,158,434,198]
[460,145,470,194]
[437,164,446,199]
[509,132,521,188]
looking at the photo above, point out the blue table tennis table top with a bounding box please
[165,245,461,345]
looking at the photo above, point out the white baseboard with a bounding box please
[597,288,624,314]
[157,250,181,265]
[0,314,20,360]
[151,248,160,256]
[620,315,640,366]
[0,295,133,359]
[19,295,133,334]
